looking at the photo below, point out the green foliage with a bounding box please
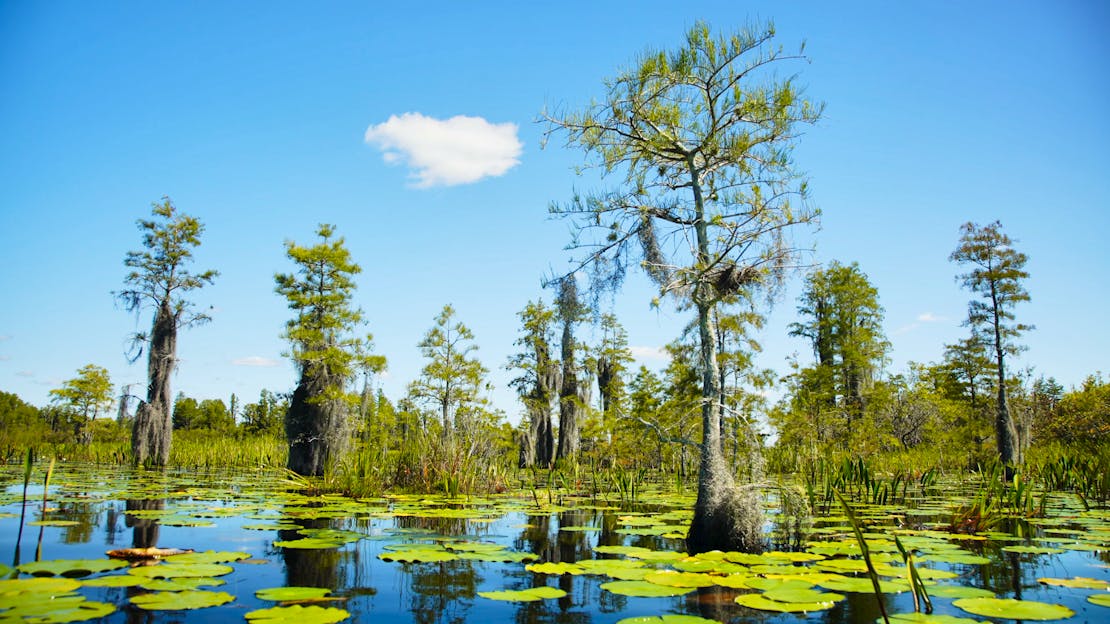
[241,389,288,437]
[786,261,888,441]
[118,197,218,327]
[507,299,558,467]
[49,364,113,421]
[172,394,235,432]
[275,223,384,401]
[408,304,487,435]
[1041,374,1109,445]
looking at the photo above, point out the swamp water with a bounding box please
[1,464,1108,623]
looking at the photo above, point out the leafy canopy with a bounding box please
[118,197,218,327]
[275,224,384,398]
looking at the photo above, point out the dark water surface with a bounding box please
[1,464,1108,623]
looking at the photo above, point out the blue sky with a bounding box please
[1,1,1107,423]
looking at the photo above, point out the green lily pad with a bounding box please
[0,576,82,599]
[127,563,234,579]
[245,604,350,623]
[256,586,332,602]
[378,549,458,563]
[17,558,128,577]
[953,597,1075,620]
[817,575,909,594]
[139,577,225,591]
[883,614,984,623]
[130,589,235,610]
[735,592,837,613]
[0,595,115,623]
[273,538,346,550]
[927,585,995,599]
[746,577,815,591]
[1089,593,1110,608]
[163,550,251,564]
[764,587,845,604]
[477,586,567,601]
[79,574,145,588]
[27,520,80,527]
[526,562,586,575]
[616,615,721,624]
[600,580,695,597]
[643,571,718,588]
[999,545,1065,555]
[1038,576,1110,589]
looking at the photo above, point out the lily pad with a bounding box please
[953,597,1075,620]
[127,563,234,579]
[256,586,332,602]
[378,549,458,563]
[927,585,995,599]
[616,616,721,624]
[1088,593,1110,608]
[600,580,695,597]
[139,577,226,591]
[1037,576,1110,590]
[245,604,350,623]
[273,538,347,550]
[643,571,718,588]
[163,550,251,564]
[478,586,567,601]
[17,558,128,577]
[735,592,837,613]
[79,574,145,588]
[764,587,845,604]
[526,562,586,575]
[0,595,115,622]
[884,614,984,623]
[130,589,235,610]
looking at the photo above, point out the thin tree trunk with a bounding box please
[990,282,1018,477]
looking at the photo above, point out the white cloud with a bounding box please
[0,335,11,341]
[916,312,946,323]
[16,370,34,378]
[0,355,10,361]
[629,345,671,362]
[232,356,281,368]
[364,112,523,188]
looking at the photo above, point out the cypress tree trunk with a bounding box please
[556,319,579,461]
[132,302,177,466]
[286,368,350,476]
[686,300,764,554]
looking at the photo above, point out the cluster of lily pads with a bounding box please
[1,463,1108,623]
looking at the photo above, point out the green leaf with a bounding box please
[642,571,718,588]
[255,586,332,602]
[245,604,350,623]
[763,587,845,604]
[79,575,145,588]
[735,592,837,613]
[127,563,234,579]
[525,562,586,575]
[0,595,115,623]
[883,614,984,624]
[139,577,225,591]
[129,590,235,610]
[477,586,567,601]
[953,597,1075,620]
[273,538,346,550]
[600,580,695,597]
[616,615,721,624]
[163,550,251,564]
[926,585,995,599]
[17,558,128,577]
[1088,593,1110,608]
[1037,576,1110,590]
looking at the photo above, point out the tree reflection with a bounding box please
[125,499,163,548]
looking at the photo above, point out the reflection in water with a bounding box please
[125,499,163,548]
[278,519,343,590]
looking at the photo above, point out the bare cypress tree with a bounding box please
[118,197,217,466]
[275,224,384,476]
[545,22,821,553]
